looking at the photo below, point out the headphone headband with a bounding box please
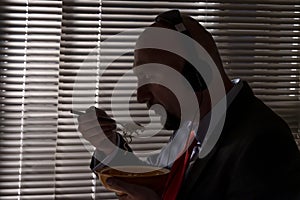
[155,10,188,34]
[154,10,208,92]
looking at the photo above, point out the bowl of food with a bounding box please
[98,165,170,195]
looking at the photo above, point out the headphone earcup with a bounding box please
[182,62,207,92]
[155,10,209,92]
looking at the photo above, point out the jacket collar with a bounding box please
[177,81,255,199]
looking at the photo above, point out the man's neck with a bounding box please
[197,80,233,120]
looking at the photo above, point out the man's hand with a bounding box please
[77,106,117,155]
[107,178,161,200]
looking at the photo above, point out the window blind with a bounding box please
[0,0,62,199]
[57,1,105,199]
[0,0,299,200]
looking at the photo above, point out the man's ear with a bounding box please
[181,61,211,92]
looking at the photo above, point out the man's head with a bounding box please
[133,10,232,130]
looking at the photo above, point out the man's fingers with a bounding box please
[77,106,113,121]
[77,109,98,123]
[78,110,116,129]
[80,126,103,138]
[80,126,115,140]
[76,106,118,153]
[78,119,116,132]
[89,135,116,150]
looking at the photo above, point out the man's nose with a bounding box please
[136,84,151,104]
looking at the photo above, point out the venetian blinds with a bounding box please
[0,0,299,200]
[0,0,62,199]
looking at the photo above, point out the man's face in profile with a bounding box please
[133,49,187,130]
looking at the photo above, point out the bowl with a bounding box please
[98,165,170,195]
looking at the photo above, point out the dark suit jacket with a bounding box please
[177,82,300,200]
[91,81,300,200]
